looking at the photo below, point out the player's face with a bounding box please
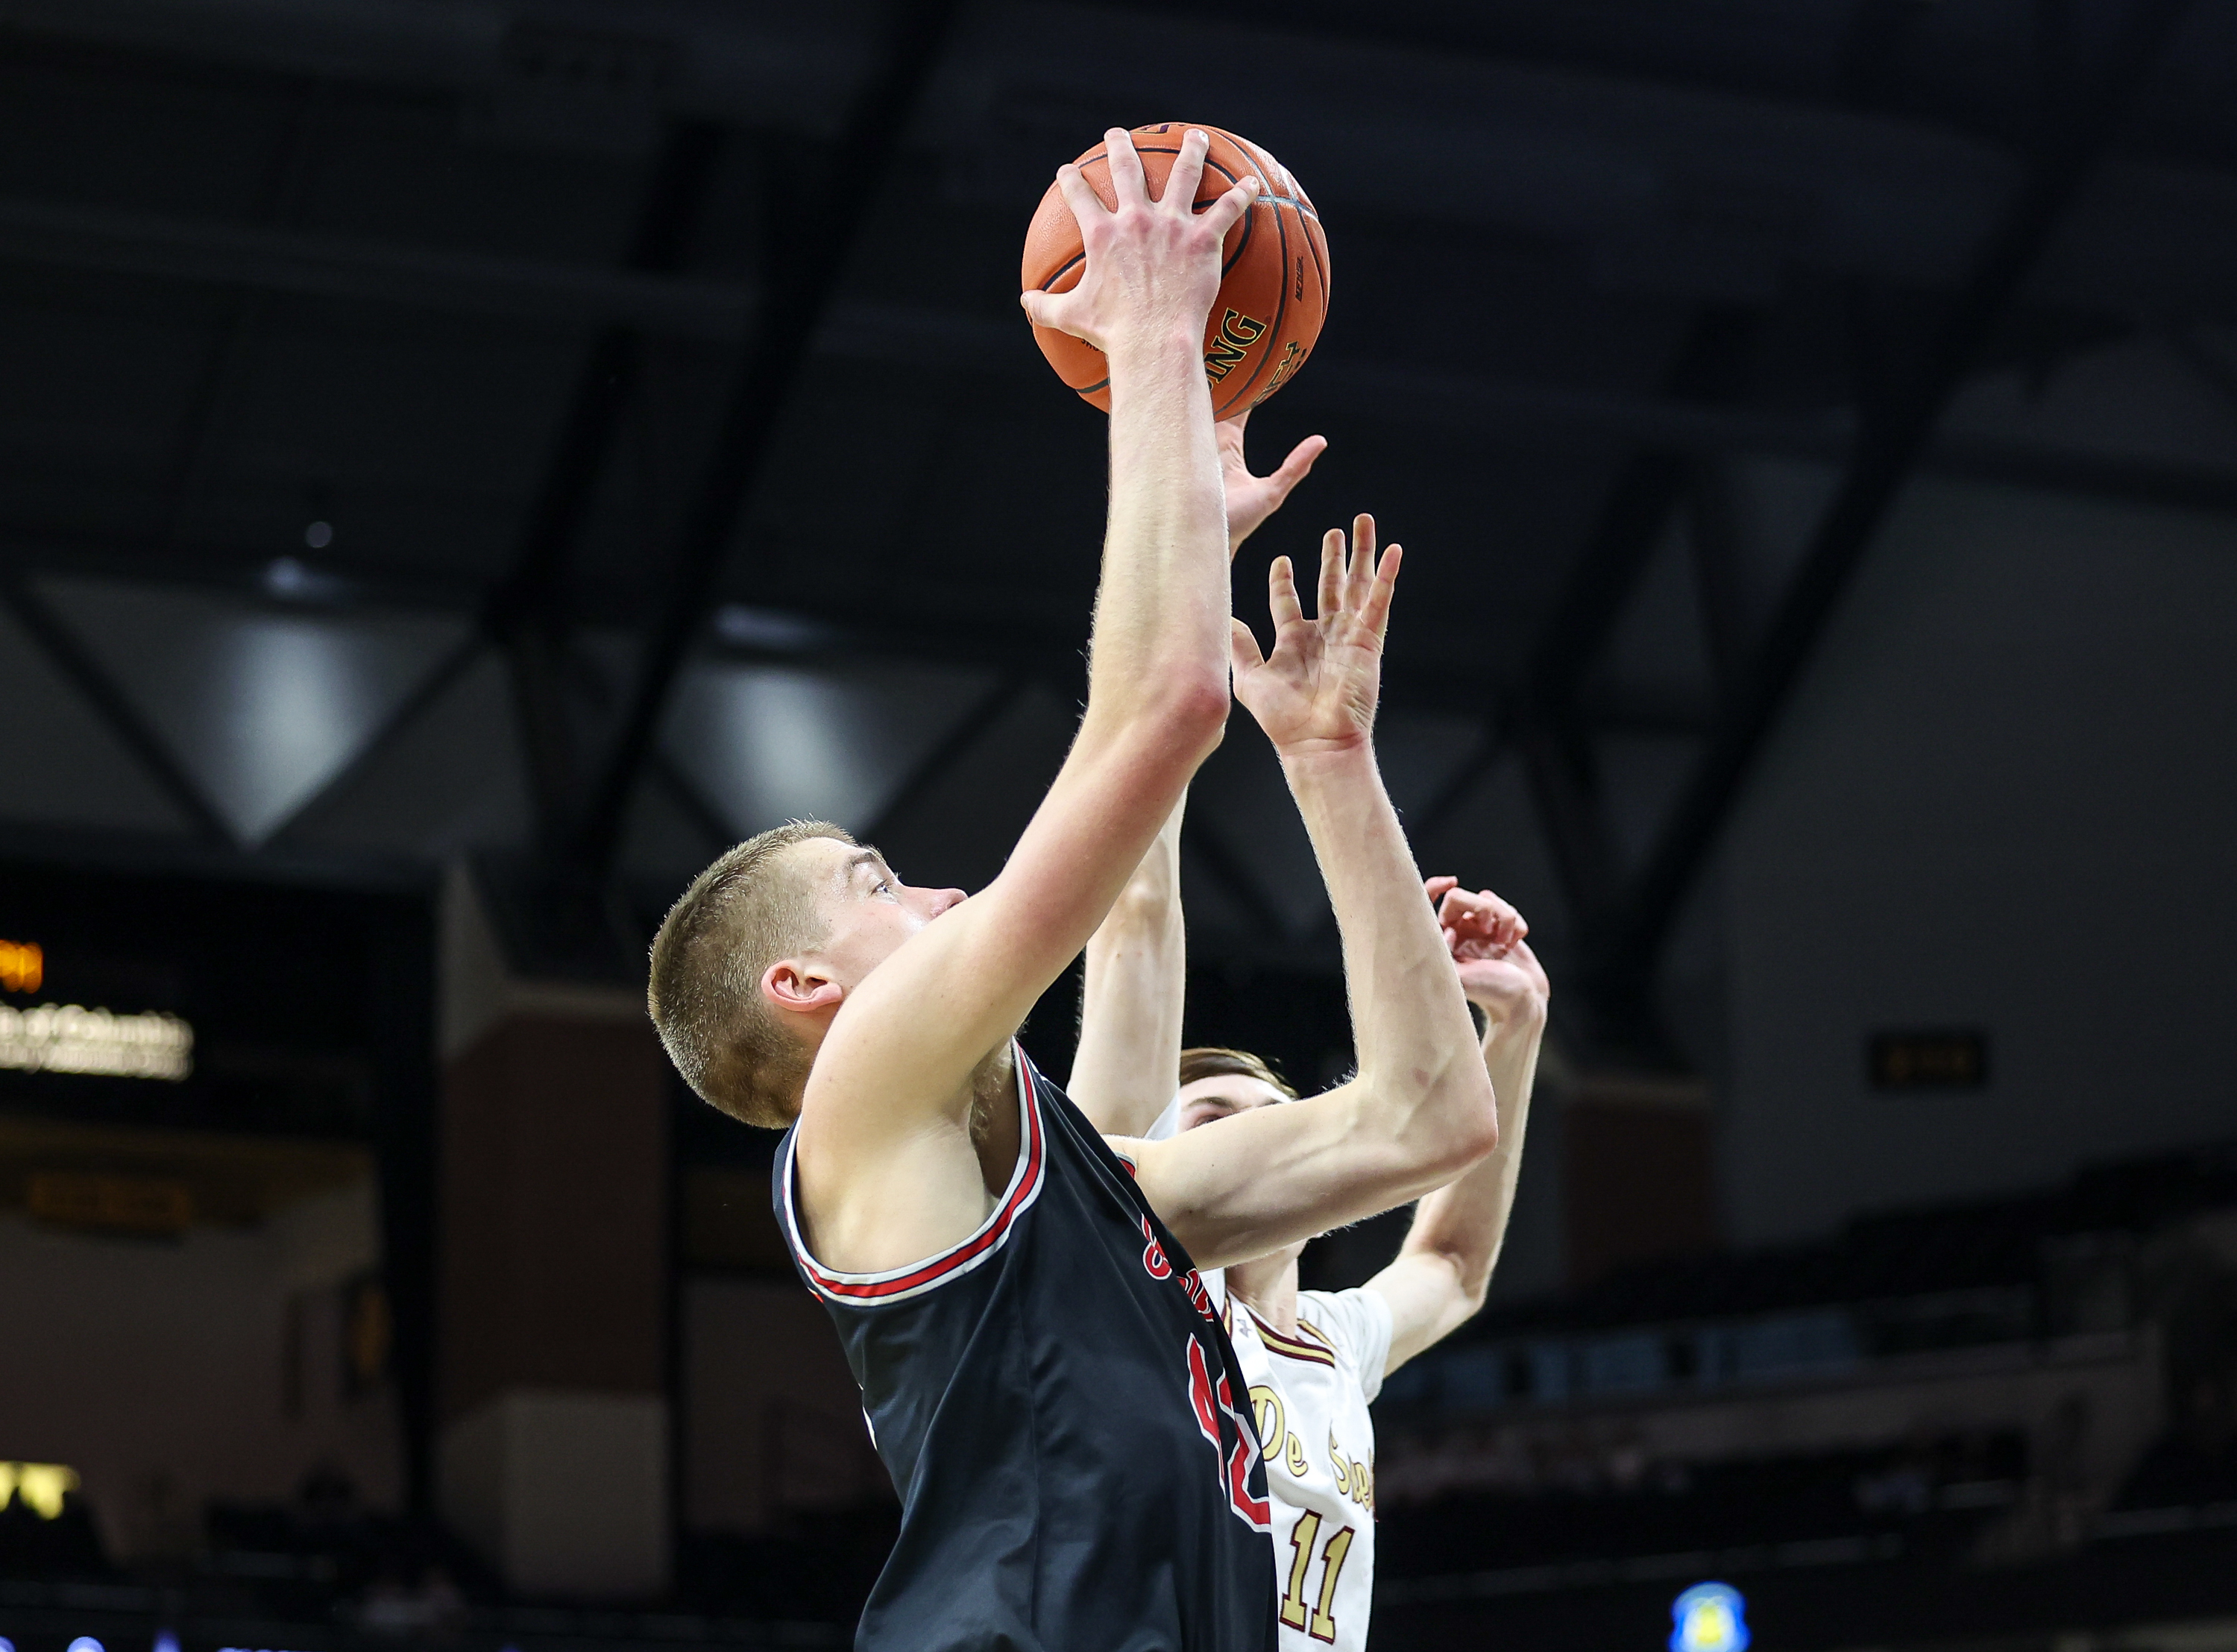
[793,838,966,989]
[1174,1074,1290,1135]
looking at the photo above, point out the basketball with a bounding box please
[1021,123,1329,417]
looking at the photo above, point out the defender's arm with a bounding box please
[1126,520,1498,1267]
[1371,886,1549,1373]
[1068,416,1324,1139]
[1069,797,1186,1137]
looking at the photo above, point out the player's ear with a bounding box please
[763,959,843,1017]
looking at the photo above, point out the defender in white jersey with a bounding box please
[1209,1254,1388,1645]
[1073,816,1549,1652]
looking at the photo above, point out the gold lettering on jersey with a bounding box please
[1204,309,1268,382]
[1250,1384,1310,1478]
[1280,1510,1321,1630]
[1250,1384,1285,1454]
[1311,1524,1356,1642]
[1327,1431,1374,1513]
[1282,1510,1357,1644]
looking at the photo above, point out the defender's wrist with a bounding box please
[1475,993,1550,1037]
[1277,736,1377,776]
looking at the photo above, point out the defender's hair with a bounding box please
[648,820,855,1129]
[1177,1045,1299,1100]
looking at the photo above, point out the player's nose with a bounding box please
[908,883,966,920]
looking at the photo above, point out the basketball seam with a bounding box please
[1213,135,1293,417]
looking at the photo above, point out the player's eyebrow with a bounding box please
[843,849,891,883]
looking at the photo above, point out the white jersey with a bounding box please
[1206,1271,1390,1652]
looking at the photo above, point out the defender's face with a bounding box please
[790,837,965,990]
[1175,1074,1290,1135]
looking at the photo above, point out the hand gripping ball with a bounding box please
[1021,123,1329,417]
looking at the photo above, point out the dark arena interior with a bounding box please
[1,2,2236,1650]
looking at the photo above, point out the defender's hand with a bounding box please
[1019,128,1257,355]
[1231,514,1399,757]
[1425,877,1550,1022]
[1220,411,1327,555]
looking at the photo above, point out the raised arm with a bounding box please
[796,130,1257,1274]
[1126,517,1499,1268]
[1067,414,1324,1138]
[1369,883,1549,1373]
[1069,796,1186,1136]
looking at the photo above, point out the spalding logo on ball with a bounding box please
[1021,123,1329,416]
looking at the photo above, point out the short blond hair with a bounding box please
[648,821,854,1128]
[1177,1045,1298,1100]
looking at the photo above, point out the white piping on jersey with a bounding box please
[779,1041,1047,1305]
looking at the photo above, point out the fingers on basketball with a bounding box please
[1162,128,1209,211]
[1054,162,1104,227]
[1020,124,1330,415]
[1201,171,1259,238]
[1104,128,1150,205]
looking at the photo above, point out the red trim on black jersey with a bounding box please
[781,1044,1047,1305]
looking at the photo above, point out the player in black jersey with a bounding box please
[646,128,1498,1652]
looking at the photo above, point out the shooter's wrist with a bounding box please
[1104,324,1209,384]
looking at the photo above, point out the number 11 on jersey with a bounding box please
[1279,1509,1356,1642]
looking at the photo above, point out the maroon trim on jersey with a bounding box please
[781,1044,1048,1305]
[1246,1306,1338,1369]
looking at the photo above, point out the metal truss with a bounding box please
[567,0,969,883]
[1424,0,2202,1055]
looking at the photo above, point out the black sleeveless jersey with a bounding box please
[775,1047,1278,1652]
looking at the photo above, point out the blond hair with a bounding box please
[1177,1045,1299,1100]
[648,821,854,1128]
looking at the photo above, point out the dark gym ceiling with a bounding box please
[2,0,2234,1049]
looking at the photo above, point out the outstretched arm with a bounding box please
[1069,414,1321,1135]
[798,130,1258,1276]
[1127,518,1499,1269]
[1069,795,1186,1137]
[1371,883,1549,1373]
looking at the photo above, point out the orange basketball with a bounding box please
[1020,123,1329,417]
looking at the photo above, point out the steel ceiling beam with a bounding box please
[0,194,758,338]
[1,183,2233,508]
[482,119,726,850]
[1584,0,2200,1016]
[1413,307,1763,931]
[569,0,968,880]
[0,571,233,842]
[267,631,488,845]
[157,82,331,546]
[861,675,1034,848]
